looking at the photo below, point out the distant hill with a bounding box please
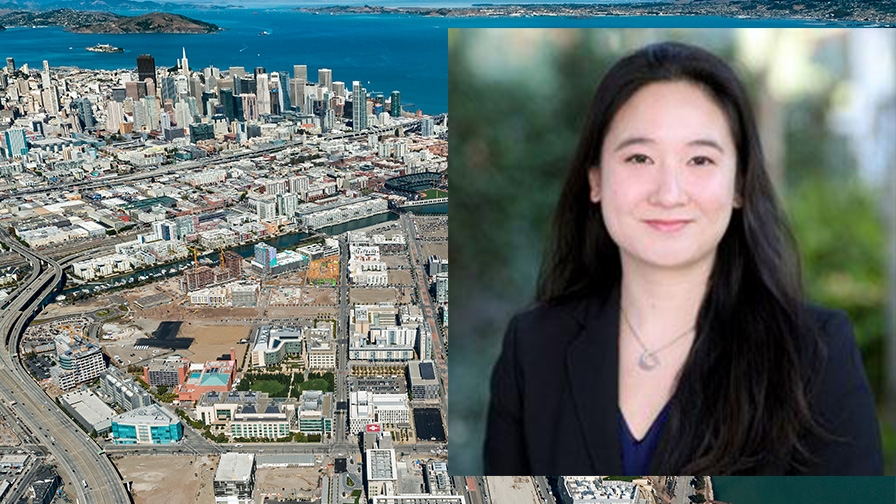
[0,1,233,11]
[0,8,220,32]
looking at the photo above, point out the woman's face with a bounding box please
[589,80,740,272]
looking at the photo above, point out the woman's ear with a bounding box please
[733,194,743,208]
[588,166,601,204]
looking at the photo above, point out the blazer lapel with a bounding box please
[565,290,623,474]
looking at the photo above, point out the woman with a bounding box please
[483,41,882,475]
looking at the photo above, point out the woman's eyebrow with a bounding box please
[688,138,725,153]
[613,136,726,154]
[613,136,654,152]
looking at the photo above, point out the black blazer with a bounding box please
[483,290,883,475]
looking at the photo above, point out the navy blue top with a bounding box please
[618,404,670,475]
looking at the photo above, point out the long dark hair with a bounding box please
[537,41,824,474]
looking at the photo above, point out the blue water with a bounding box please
[0,9,863,115]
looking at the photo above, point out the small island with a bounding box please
[86,43,124,53]
[0,9,221,34]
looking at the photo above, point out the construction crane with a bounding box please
[186,246,199,268]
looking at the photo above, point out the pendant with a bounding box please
[638,351,659,371]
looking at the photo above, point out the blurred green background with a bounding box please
[448,28,896,475]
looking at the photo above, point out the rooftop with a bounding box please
[113,403,179,426]
[215,453,255,483]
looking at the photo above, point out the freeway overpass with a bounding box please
[0,234,130,504]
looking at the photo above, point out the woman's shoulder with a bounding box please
[803,304,857,351]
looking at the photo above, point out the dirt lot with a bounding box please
[387,270,413,285]
[113,454,219,504]
[255,466,322,501]
[349,287,411,304]
[40,297,112,318]
[420,242,448,261]
[296,287,338,306]
[382,253,409,268]
[487,476,540,504]
[176,323,253,365]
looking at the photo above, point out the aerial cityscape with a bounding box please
[2,2,896,504]
[0,33,449,504]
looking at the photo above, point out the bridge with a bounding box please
[0,230,130,504]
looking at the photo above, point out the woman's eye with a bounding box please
[690,156,715,166]
[624,154,651,165]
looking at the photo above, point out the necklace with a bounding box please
[621,307,695,371]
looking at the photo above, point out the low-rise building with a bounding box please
[58,389,116,435]
[560,477,649,504]
[297,390,333,435]
[110,403,183,445]
[251,326,303,368]
[176,350,237,402]
[101,368,153,411]
[214,453,256,504]
[143,357,191,388]
[366,448,397,499]
[349,391,410,434]
[407,360,439,400]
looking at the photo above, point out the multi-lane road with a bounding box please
[0,232,129,504]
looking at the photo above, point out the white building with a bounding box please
[214,453,256,504]
[560,478,649,504]
[366,448,397,498]
[349,391,409,434]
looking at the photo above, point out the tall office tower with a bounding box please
[161,76,177,104]
[175,102,192,128]
[142,95,160,130]
[111,87,127,102]
[293,65,307,82]
[41,87,59,115]
[144,78,156,99]
[390,91,401,117]
[205,66,220,89]
[278,72,290,111]
[180,47,190,75]
[5,57,15,73]
[72,97,95,129]
[352,81,367,132]
[124,81,139,100]
[190,75,203,101]
[185,96,199,120]
[175,74,189,97]
[137,55,157,89]
[256,73,270,115]
[241,93,258,122]
[422,117,434,137]
[219,88,236,121]
[133,100,146,130]
[254,66,266,78]
[201,91,216,117]
[269,72,283,114]
[106,100,124,131]
[290,78,306,113]
[333,81,345,98]
[234,75,256,96]
[318,68,332,91]
[228,66,246,78]
[41,60,51,88]
[160,111,171,129]
[2,128,27,159]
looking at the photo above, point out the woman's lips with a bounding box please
[643,219,692,232]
